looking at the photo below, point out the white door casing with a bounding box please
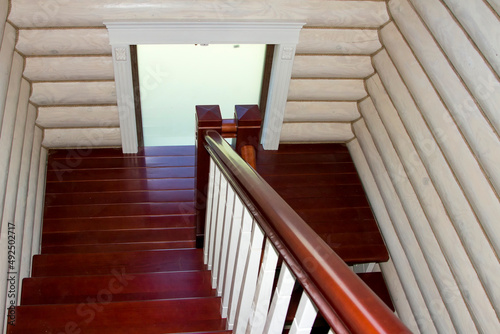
[105,21,304,153]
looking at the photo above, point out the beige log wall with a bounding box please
[9,0,389,147]
[349,0,500,333]
[0,4,48,333]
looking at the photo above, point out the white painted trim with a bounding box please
[105,21,304,153]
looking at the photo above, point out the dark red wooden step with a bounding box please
[41,240,196,254]
[43,215,195,233]
[48,145,196,159]
[8,297,225,334]
[43,202,195,219]
[261,173,361,187]
[46,166,195,182]
[21,271,214,305]
[45,178,195,194]
[45,189,195,206]
[283,196,370,208]
[48,155,195,170]
[42,227,195,247]
[32,249,205,277]
[256,152,352,164]
[271,185,366,198]
[257,162,356,176]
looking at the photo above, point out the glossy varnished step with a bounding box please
[257,162,356,175]
[32,249,205,277]
[21,271,214,305]
[47,155,195,170]
[41,228,195,248]
[8,298,225,334]
[46,166,195,182]
[43,215,195,233]
[41,240,196,254]
[44,202,195,219]
[261,173,361,187]
[45,178,195,193]
[48,145,196,160]
[45,189,195,206]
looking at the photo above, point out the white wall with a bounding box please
[0,7,47,333]
[350,0,500,332]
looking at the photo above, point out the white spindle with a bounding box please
[289,292,318,334]
[232,221,265,333]
[217,185,236,295]
[227,208,254,327]
[221,197,245,317]
[207,166,221,270]
[212,175,228,288]
[263,264,296,334]
[203,158,216,265]
[247,239,279,334]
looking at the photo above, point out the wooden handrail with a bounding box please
[204,130,411,334]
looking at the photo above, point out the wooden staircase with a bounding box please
[8,146,231,334]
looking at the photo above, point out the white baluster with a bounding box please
[328,329,336,334]
[246,239,279,334]
[233,222,265,334]
[289,292,318,334]
[221,197,245,318]
[203,158,216,265]
[263,264,296,334]
[217,185,236,295]
[227,207,254,327]
[212,175,228,289]
[207,165,221,270]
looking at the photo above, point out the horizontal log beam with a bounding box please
[280,122,353,142]
[37,106,119,128]
[42,128,121,148]
[31,81,116,105]
[284,101,359,122]
[297,29,381,54]
[17,29,111,56]
[24,56,114,81]
[10,0,388,28]
[288,79,366,101]
[292,55,373,78]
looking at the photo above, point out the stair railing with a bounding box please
[202,130,411,334]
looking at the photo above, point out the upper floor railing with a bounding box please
[195,105,411,334]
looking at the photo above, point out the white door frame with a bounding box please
[105,21,304,153]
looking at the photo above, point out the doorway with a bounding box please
[134,44,267,146]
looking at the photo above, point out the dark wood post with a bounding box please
[235,105,262,154]
[195,105,222,248]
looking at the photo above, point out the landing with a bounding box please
[256,144,389,265]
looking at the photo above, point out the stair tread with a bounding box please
[48,145,196,159]
[43,215,195,233]
[22,271,214,305]
[45,189,196,206]
[46,178,195,193]
[46,166,195,182]
[9,298,225,334]
[42,241,196,254]
[44,202,195,219]
[48,155,195,170]
[42,227,196,246]
[32,249,205,277]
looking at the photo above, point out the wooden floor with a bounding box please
[256,144,389,265]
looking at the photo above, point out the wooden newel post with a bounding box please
[195,105,222,248]
[235,105,262,154]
